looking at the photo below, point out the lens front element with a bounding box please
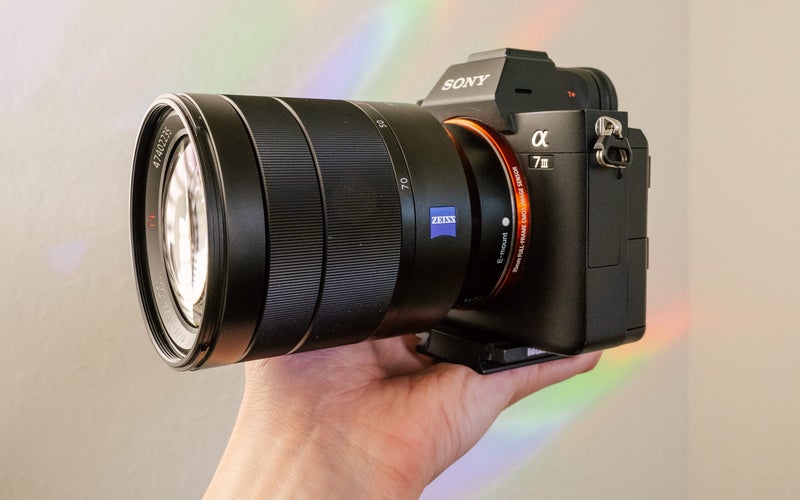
[161,137,208,331]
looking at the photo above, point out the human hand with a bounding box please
[205,335,601,499]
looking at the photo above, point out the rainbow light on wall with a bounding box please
[25,0,687,496]
[176,3,688,495]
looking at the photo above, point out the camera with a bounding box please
[130,49,649,374]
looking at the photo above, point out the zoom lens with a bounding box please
[132,94,518,369]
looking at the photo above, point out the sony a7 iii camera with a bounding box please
[130,49,649,374]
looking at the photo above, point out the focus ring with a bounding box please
[225,95,325,360]
[279,98,402,352]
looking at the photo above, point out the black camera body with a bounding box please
[416,49,649,372]
[130,49,648,374]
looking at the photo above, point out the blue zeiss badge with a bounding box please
[430,206,457,238]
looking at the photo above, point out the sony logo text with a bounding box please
[440,74,491,91]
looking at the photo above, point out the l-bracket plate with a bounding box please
[416,329,565,374]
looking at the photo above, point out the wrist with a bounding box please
[205,387,425,499]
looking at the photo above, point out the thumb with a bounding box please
[497,351,603,406]
[410,352,602,480]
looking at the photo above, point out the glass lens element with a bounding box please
[162,138,208,331]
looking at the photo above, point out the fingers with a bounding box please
[369,335,436,378]
[384,355,601,480]
[499,351,603,406]
[243,335,436,395]
[417,351,602,418]
[409,352,602,460]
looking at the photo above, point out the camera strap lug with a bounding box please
[593,116,632,169]
[416,329,564,374]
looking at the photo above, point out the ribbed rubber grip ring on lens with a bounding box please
[279,98,402,352]
[225,95,324,360]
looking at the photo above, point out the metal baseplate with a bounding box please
[416,329,565,374]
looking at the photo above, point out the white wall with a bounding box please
[688,1,800,498]
[0,0,722,498]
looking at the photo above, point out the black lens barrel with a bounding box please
[133,93,475,369]
[234,97,405,357]
[229,96,474,359]
[223,96,326,360]
[361,102,473,337]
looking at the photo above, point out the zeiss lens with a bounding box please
[131,92,529,369]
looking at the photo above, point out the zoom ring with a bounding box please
[226,95,325,360]
[279,98,403,352]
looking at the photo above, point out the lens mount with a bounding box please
[444,118,531,305]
